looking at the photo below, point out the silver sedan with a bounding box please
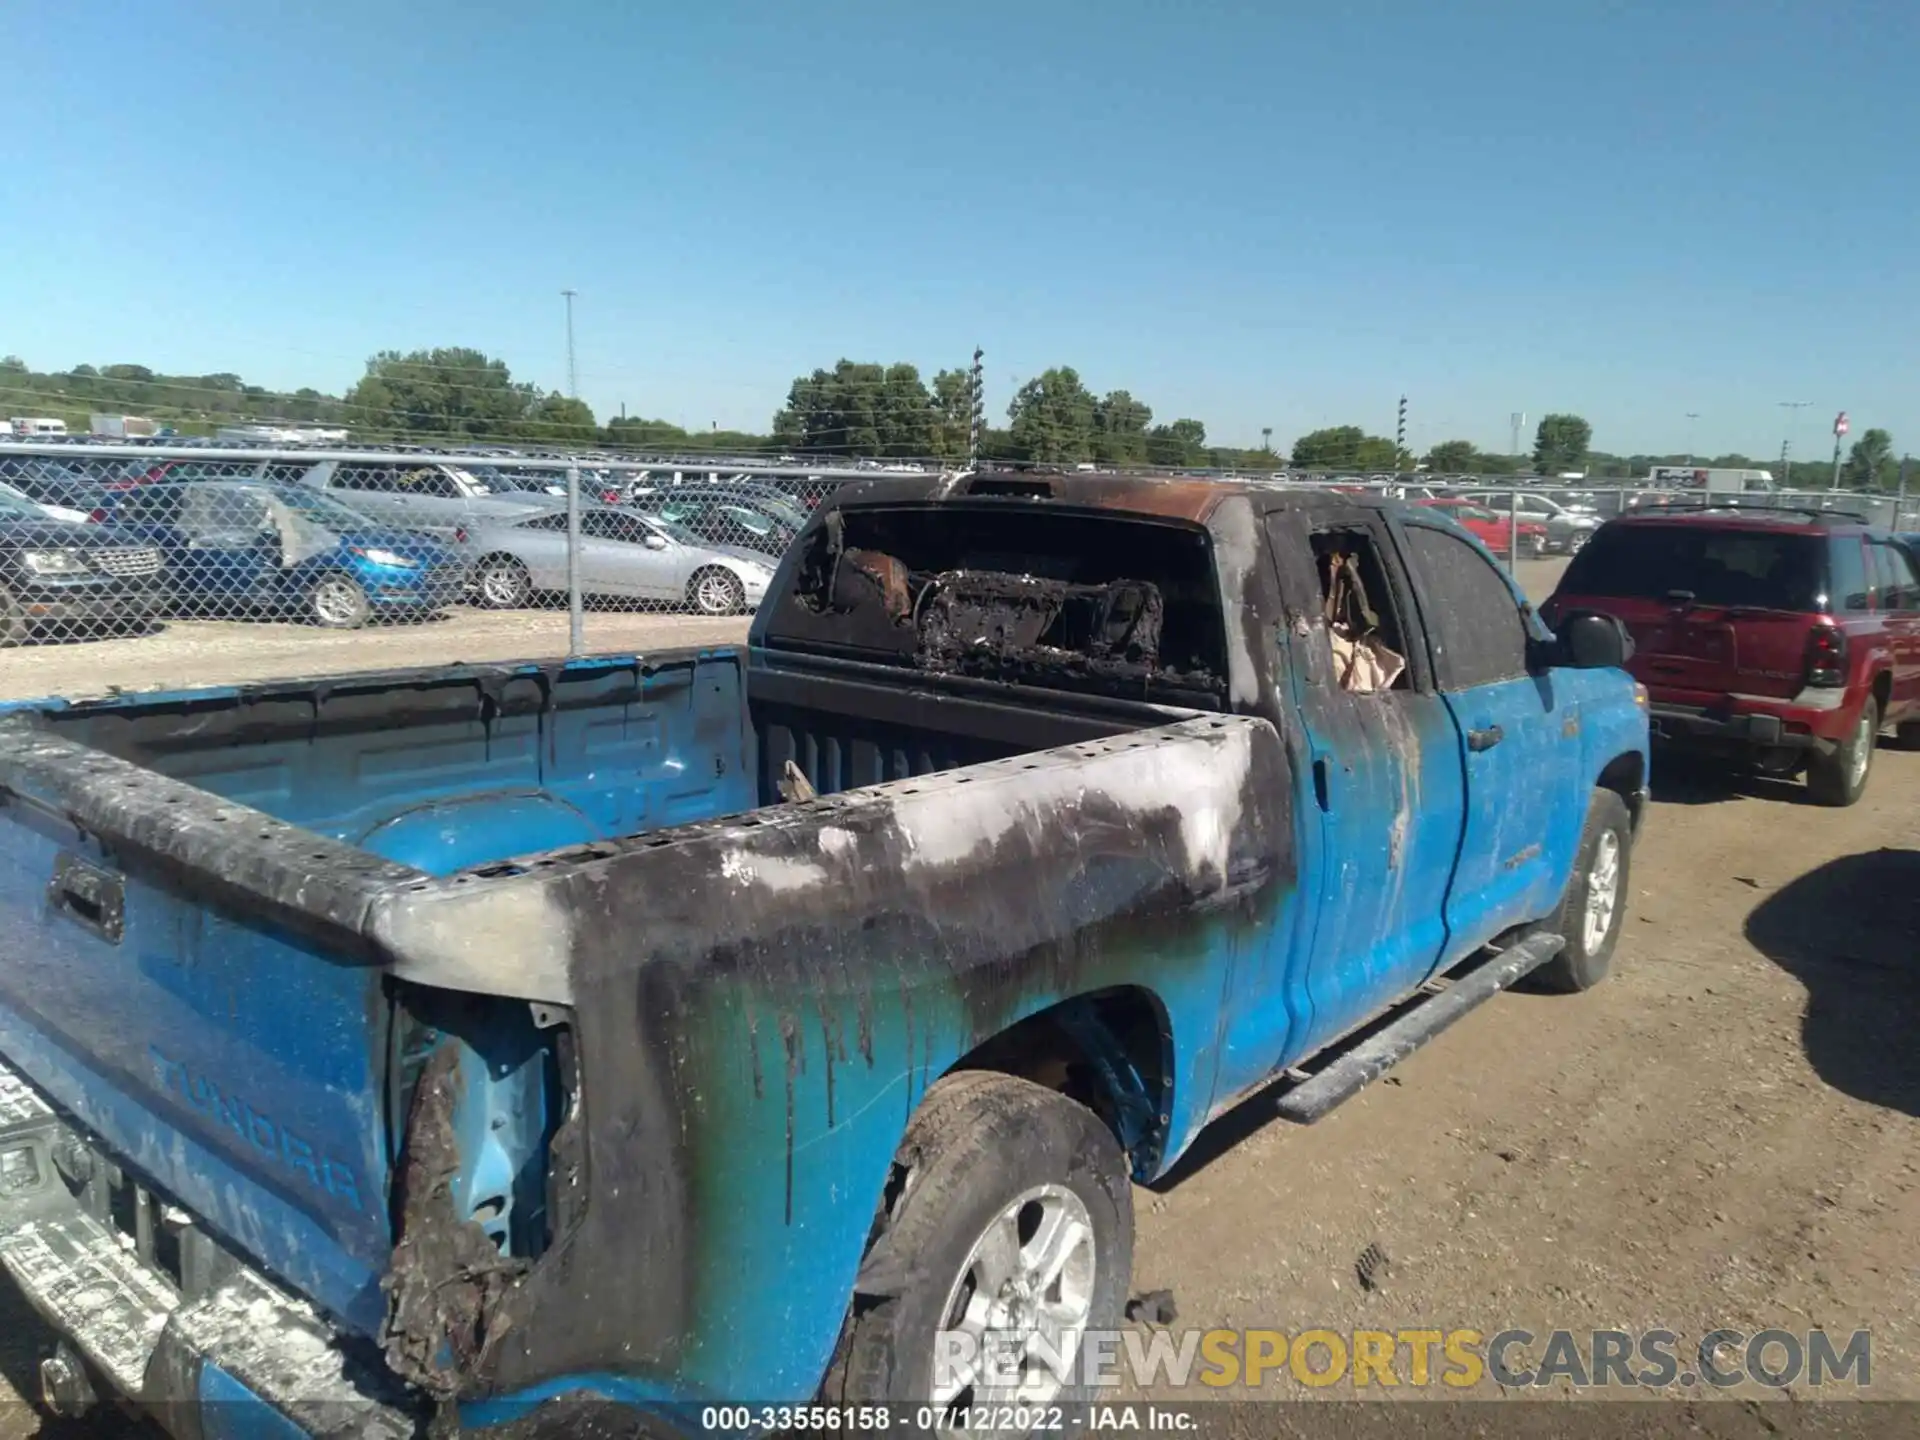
[460,503,776,614]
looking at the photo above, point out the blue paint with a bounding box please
[0,651,753,1344]
[198,1364,312,1440]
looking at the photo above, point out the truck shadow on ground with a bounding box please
[1648,751,1825,807]
[1744,847,1920,1119]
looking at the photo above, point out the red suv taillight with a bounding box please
[454,526,470,544]
[1804,624,1847,689]
[87,508,108,523]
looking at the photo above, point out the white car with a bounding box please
[0,480,88,524]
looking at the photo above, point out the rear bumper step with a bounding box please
[1275,933,1564,1124]
[0,1058,420,1439]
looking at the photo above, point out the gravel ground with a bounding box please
[0,608,750,703]
[12,557,1917,1435]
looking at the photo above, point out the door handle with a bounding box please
[1467,724,1505,752]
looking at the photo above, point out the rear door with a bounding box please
[1257,508,1467,1063]
[1396,517,1571,952]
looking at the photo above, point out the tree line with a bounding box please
[4,351,1906,488]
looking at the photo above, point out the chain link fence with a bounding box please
[2,441,1915,697]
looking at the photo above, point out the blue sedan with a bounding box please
[101,479,468,627]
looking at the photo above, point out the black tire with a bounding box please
[0,584,24,647]
[474,555,533,609]
[1566,530,1591,554]
[1806,695,1877,807]
[1529,788,1633,994]
[823,1072,1132,1423]
[308,573,371,629]
[687,566,745,616]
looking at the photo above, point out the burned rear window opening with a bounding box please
[763,503,1230,702]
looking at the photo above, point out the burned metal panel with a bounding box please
[369,715,1294,1406]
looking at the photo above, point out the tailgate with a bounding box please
[1631,605,1810,700]
[0,726,421,1335]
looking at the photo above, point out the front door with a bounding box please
[1395,517,1574,955]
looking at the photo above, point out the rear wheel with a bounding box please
[475,555,532,609]
[1528,788,1632,993]
[1806,696,1877,807]
[1566,530,1591,554]
[823,1072,1131,1424]
[309,573,371,629]
[687,566,745,616]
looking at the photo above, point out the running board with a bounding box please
[1274,933,1564,1124]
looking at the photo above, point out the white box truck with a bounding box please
[89,414,159,439]
[1647,465,1776,495]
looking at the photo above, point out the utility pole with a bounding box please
[1684,412,1700,465]
[1261,426,1273,455]
[561,289,579,399]
[967,347,984,469]
[1830,411,1848,491]
[1509,411,1525,458]
[1396,396,1408,471]
[1778,400,1811,488]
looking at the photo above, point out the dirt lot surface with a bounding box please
[6,556,1918,1436]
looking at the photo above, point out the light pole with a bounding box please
[1684,412,1700,465]
[561,289,579,399]
[1261,426,1273,455]
[1777,400,1811,487]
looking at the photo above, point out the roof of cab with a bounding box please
[818,468,1387,524]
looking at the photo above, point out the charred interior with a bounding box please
[764,503,1230,702]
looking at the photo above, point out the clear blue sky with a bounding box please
[2,0,1914,459]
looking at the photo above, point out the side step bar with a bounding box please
[1275,932,1564,1124]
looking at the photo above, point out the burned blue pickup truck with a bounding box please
[0,473,1648,1435]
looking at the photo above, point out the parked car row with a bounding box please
[0,474,783,647]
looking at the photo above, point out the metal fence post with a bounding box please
[1508,487,1520,573]
[566,461,584,657]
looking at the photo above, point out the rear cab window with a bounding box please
[761,502,1229,704]
[1559,524,1829,613]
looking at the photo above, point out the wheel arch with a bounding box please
[1596,750,1647,836]
[940,985,1173,1181]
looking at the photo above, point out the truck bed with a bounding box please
[0,647,1277,1406]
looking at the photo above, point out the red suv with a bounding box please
[1542,507,1920,806]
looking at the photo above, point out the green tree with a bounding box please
[1091,390,1152,465]
[1289,425,1397,470]
[0,356,25,374]
[773,359,930,457]
[876,363,935,457]
[1007,367,1098,463]
[1532,413,1593,476]
[1423,439,1478,473]
[929,368,974,461]
[344,348,536,440]
[1841,428,1896,489]
[1145,418,1207,467]
[521,394,600,445]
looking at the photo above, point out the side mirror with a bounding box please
[1555,611,1633,669]
[643,533,668,551]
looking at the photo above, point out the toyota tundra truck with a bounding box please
[0,472,1649,1435]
